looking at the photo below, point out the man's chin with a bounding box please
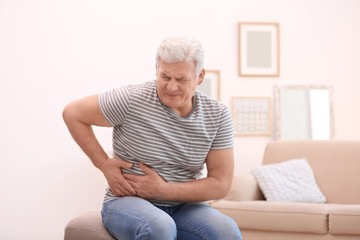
[163,100,178,108]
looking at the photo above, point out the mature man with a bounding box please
[63,36,242,240]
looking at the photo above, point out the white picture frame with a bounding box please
[232,96,272,136]
[274,85,334,140]
[197,70,221,101]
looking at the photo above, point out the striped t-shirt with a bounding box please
[98,80,234,206]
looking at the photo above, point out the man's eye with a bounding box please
[177,78,186,83]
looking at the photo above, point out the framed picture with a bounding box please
[274,85,334,141]
[232,97,272,136]
[197,70,221,101]
[238,22,280,77]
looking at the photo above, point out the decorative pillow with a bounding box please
[251,158,326,203]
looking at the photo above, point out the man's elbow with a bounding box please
[213,179,232,200]
[62,103,76,125]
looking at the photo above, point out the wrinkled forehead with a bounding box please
[157,60,197,76]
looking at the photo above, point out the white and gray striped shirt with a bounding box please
[99,80,234,206]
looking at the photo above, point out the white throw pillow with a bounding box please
[251,158,326,203]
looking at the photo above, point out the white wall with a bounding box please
[1,0,360,239]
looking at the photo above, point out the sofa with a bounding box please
[210,140,360,240]
[64,140,360,240]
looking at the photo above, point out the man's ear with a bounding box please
[197,69,206,85]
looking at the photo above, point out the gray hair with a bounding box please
[155,36,204,76]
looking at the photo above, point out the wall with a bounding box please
[1,0,359,239]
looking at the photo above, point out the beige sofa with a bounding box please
[64,140,360,240]
[210,140,360,240]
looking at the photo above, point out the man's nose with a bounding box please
[166,78,178,91]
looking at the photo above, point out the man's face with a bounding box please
[156,60,204,117]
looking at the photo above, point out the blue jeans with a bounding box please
[101,196,242,240]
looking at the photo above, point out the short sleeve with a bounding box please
[210,106,234,149]
[98,86,131,127]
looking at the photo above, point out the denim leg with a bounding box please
[172,202,242,240]
[101,197,177,240]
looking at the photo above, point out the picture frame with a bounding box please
[232,96,272,136]
[274,85,334,140]
[238,22,280,77]
[197,69,221,101]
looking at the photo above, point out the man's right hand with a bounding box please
[99,157,136,197]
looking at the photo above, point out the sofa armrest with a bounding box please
[224,174,264,201]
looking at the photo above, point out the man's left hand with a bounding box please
[123,162,167,199]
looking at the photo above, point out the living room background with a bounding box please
[1,0,359,239]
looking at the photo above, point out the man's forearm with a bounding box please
[125,161,233,202]
[157,148,234,202]
[163,176,230,202]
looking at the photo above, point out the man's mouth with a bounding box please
[165,93,179,97]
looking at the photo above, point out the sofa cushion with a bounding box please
[262,140,360,204]
[251,158,326,203]
[224,174,265,201]
[328,204,360,235]
[64,211,115,240]
[211,200,329,234]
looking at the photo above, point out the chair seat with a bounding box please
[64,210,115,240]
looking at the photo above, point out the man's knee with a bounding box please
[102,199,176,240]
[103,213,177,240]
[142,213,177,240]
[223,218,242,240]
[174,202,241,240]
[209,215,242,240]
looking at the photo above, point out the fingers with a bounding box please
[120,175,137,195]
[107,160,155,197]
[123,173,136,181]
[111,187,134,197]
[111,180,136,196]
[123,164,165,199]
[101,157,136,196]
[138,162,154,175]
[117,158,133,169]
[110,174,136,196]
